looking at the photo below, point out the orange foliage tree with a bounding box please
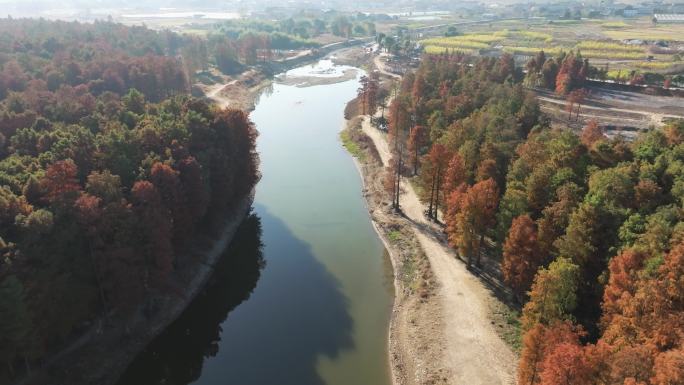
[445,178,499,267]
[518,321,584,385]
[443,153,467,195]
[41,159,81,204]
[580,120,605,148]
[502,215,543,302]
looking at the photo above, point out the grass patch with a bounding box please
[383,221,434,298]
[606,69,632,80]
[402,239,432,297]
[604,26,684,41]
[340,129,365,161]
[459,33,507,43]
[634,61,680,70]
[400,246,417,285]
[579,49,646,59]
[406,22,428,29]
[421,21,683,74]
[423,45,476,55]
[576,40,645,53]
[408,176,425,202]
[421,37,491,50]
[502,46,564,56]
[497,29,553,42]
[602,21,630,29]
[388,230,403,242]
[548,19,583,25]
[502,309,522,352]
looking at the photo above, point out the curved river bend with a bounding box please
[118,60,394,385]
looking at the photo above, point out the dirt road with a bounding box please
[537,94,684,128]
[535,87,684,130]
[200,67,270,111]
[361,117,517,384]
[374,54,402,79]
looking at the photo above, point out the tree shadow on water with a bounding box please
[118,205,354,385]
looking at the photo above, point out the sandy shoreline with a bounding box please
[347,149,404,384]
[277,68,359,87]
[342,116,446,385]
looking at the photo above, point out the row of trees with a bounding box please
[377,27,416,57]
[217,14,375,42]
[375,51,684,383]
[523,50,589,95]
[205,13,378,73]
[0,17,321,90]
[524,49,680,91]
[0,20,259,380]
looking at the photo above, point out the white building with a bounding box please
[654,14,684,23]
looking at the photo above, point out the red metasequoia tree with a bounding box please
[131,180,174,284]
[502,214,543,302]
[424,143,450,221]
[580,119,605,148]
[518,321,584,385]
[443,153,467,195]
[445,178,499,267]
[41,159,81,204]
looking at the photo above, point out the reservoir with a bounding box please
[118,60,394,385]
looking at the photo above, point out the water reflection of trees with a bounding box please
[121,203,358,385]
[117,213,265,385]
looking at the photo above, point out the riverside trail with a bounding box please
[360,114,517,385]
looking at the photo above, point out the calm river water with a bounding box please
[118,60,394,385]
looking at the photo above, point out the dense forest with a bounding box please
[374,51,684,384]
[201,13,377,73]
[0,19,258,379]
[214,12,377,46]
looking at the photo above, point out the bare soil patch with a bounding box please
[197,68,270,111]
[534,86,684,134]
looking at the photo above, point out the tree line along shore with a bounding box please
[352,49,684,384]
[0,19,260,383]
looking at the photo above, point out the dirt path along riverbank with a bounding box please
[355,114,518,385]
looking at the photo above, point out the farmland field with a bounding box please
[420,17,684,77]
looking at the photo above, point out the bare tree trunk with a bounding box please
[427,169,436,218]
[433,165,442,222]
[476,234,484,266]
[395,151,403,209]
[413,146,419,175]
[528,366,538,385]
[393,168,399,209]
[88,244,109,322]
